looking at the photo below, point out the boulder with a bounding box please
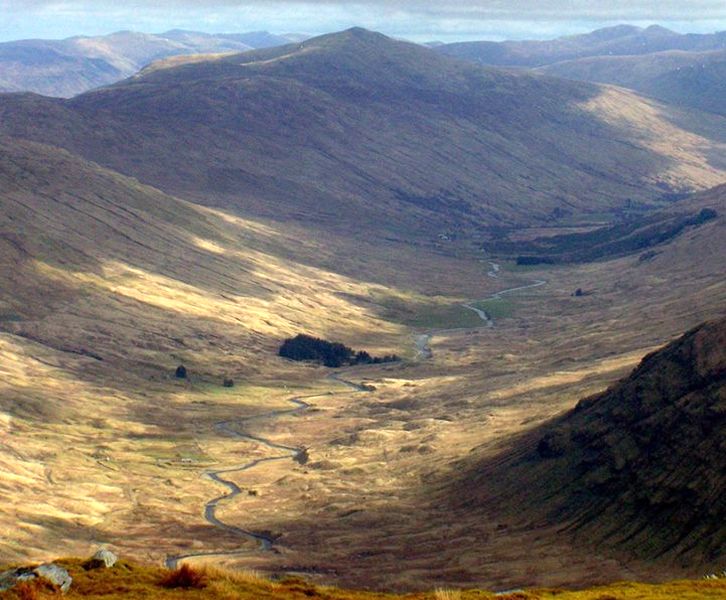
[85,548,118,569]
[34,563,72,593]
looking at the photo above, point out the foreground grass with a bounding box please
[2,560,725,600]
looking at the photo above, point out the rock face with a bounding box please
[0,563,72,593]
[87,548,118,569]
[533,317,726,563]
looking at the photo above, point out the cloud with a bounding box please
[1,0,724,43]
[3,0,725,21]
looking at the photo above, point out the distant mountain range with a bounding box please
[1,28,724,237]
[2,23,725,118]
[437,25,726,67]
[436,25,726,116]
[0,29,308,97]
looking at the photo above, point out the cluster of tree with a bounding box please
[490,208,717,265]
[279,334,399,368]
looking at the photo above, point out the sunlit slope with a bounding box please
[0,134,420,564]
[1,28,724,235]
[539,49,726,117]
[0,135,410,376]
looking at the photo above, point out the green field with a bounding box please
[471,297,516,320]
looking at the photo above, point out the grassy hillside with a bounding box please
[1,29,724,238]
[0,134,511,573]
[0,135,724,589]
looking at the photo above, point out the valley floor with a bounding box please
[0,204,724,592]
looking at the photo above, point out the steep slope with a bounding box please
[539,49,726,117]
[437,25,726,67]
[0,30,300,97]
[465,317,725,567]
[1,28,724,237]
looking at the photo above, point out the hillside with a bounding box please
[0,133,512,576]
[0,134,425,378]
[436,25,726,68]
[0,30,302,97]
[1,28,725,237]
[462,316,725,567]
[539,49,726,117]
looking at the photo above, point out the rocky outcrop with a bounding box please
[0,563,72,593]
[85,548,118,569]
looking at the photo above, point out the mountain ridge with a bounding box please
[460,315,726,567]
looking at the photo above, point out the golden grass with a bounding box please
[579,87,726,190]
[1,560,724,600]
[1,139,725,591]
[433,589,462,600]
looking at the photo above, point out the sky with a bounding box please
[0,0,725,43]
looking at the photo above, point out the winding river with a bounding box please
[415,275,547,359]
[165,375,367,569]
[166,269,546,569]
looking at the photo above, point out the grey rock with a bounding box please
[34,563,72,593]
[88,548,118,569]
[0,567,37,592]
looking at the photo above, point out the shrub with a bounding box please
[15,582,40,600]
[223,378,234,388]
[175,365,187,379]
[159,564,206,589]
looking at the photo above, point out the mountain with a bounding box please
[1,28,724,238]
[0,30,302,97]
[538,316,725,562]
[539,49,726,117]
[436,25,726,68]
